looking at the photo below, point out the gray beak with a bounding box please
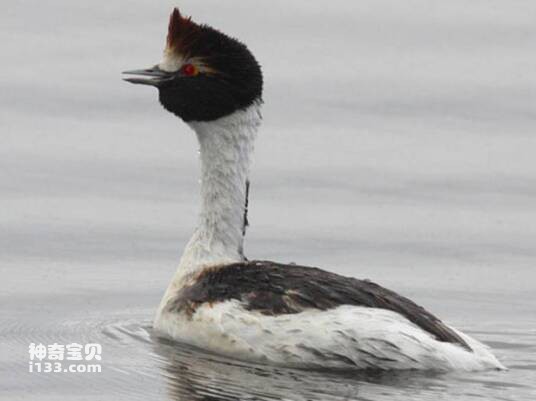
[122,66,174,87]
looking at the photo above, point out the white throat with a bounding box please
[174,102,262,281]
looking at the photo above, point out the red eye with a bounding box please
[181,63,198,76]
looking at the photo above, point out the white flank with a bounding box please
[155,301,505,371]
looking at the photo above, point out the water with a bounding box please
[2,295,535,400]
[1,0,535,400]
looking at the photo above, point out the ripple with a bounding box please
[102,320,153,344]
[485,341,535,351]
[3,312,536,401]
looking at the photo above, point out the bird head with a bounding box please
[123,8,263,122]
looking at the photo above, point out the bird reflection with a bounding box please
[150,333,443,401]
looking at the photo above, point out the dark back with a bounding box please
[166,260,471,351]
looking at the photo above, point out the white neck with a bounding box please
[174,103,261,281]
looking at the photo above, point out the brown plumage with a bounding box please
[165,260,472,351]
[166,8,202,57]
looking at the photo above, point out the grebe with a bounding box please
[123,8,504,371]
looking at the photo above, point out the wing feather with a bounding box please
[166,260,471,351]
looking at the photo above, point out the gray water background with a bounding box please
[1,0,535,399]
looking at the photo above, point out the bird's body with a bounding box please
[154,260,501,370]
[124,8,504,371]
